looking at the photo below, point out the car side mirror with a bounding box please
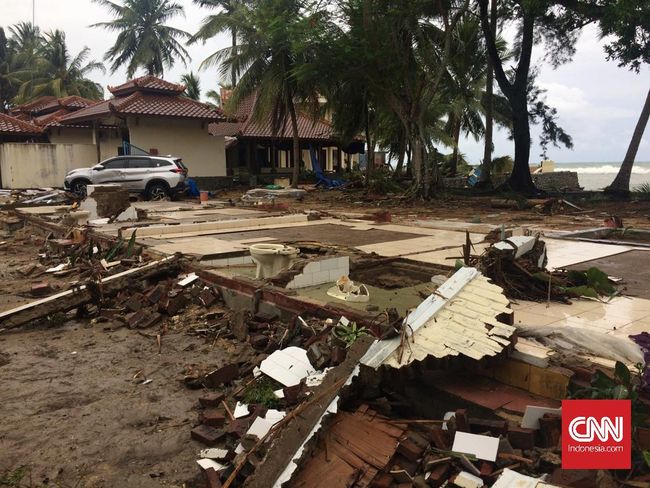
[93,165,104,171]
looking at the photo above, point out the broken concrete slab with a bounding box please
[259,346,315,387]
[451,432,499,462]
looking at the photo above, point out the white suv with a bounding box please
[64,155,188,199]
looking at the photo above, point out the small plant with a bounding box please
[0,466,27,487]
[633,182,650,194]
[333,321,368,348]
[243,376,282,408]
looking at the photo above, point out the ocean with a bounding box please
[555,162,650,191]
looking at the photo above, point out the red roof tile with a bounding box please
[59,91,225,124]
[209,91,335,141]
[32,108,70,127]
[108,75,186,96]
[38,96,98,112]
[0,113,43,135]
[10,96,57,115]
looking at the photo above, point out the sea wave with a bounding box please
[562,164,650,174]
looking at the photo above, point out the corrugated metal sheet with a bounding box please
[361,267,514,369]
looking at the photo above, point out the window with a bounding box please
[128,158,154,169]
[102,158,129,169]
[151,159,173,168]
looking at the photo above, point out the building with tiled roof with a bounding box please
[0,113,44,141]
[208,90,363,179]
[52,75,228,181]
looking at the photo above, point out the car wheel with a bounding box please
[146,182,170,201]
[70,179,88,198]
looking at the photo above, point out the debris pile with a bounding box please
[471,235,619,302]
[287,403,579,487]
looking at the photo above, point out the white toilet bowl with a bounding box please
[249,243,299,279]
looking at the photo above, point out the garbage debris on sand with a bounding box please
[2,211,649,488]
[468,234,621,302]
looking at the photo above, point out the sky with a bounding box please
[2,0,649,164]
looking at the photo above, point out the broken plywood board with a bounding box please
[287,409,406,488]
[361,267,514,369]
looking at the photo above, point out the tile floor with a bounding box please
[511,297,650,336]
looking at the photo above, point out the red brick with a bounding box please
[200,410,226,427]
[124,294,143,312]
[539,414,562,448]
[204,364,239,388]
[455,409,469,432]
[199,392,225,408]
[31,281,52,297]
[429,426,452,450]
[249,334,268,349]
[199,288,218,307]
[203,467,222,488]
[161,292,188,315]
[145,284,166,304]
[508,426,536,450]
[191,424,225,446]
[371,473,393,488]
[138,311,162,328]
[426,463,450,488]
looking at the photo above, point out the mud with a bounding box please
[0,320,240,487]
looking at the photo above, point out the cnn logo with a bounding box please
[568,416,624,442]
[562,400,631,469]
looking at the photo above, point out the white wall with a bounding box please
[0,143,97,188]
[127,117,226,177]
[49,127,122,162]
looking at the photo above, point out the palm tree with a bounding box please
[91,0,190,77]
[190,0,244,87]
[181,72,201,100]
[606,88,650,194]
[0,28,20,112]
[205,89,221,107]
[444,16,511,177]
[14,30,104,102]
[200,0,320,188]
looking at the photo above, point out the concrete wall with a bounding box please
[0,143,97,188]
[127,117,226,177]
[48,127,122,162]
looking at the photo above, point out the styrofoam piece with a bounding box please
[233,402,250,419]
[452,431,499,462]
[492,468,558,488]
[305,368,331,387]
[259,346,315,387]
[199,448,230,460]
[196,458,225,471]
[453,471,484,488]
[178,272,198,286]
[235,410,287,454]
[493,236,537,258]
[274,389,285,399]
[521,405,562,430]
[253,366,262,378]
[46,263,68,273]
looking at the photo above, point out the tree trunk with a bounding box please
[450,116,462,177]
[480,0,497,184]
[607,87,650,193]
[365,102,374,181]
[509,94,537,195]
[393,132,406,177]
[231,29,237,88]
[288,101,300,188]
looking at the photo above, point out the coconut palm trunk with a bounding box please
[607,87,650,194]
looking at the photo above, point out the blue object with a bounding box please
[467,167,482,187]
[309,146,346,189]
[186,178,200,197]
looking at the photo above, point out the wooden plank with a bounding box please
[0,256,177,331]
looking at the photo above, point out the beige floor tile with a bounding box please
[513,311,563,327]
[610,319,650,336]
[544,238,632,269]
[562,315,634,331]
[521,302,581,319]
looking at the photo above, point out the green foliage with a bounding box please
[491,155,514,175]
[571,361,640,402]
[180,72,201,100]
[333,321,368,348]
[563,266,616,299]
[0,466,26,487]
[243,376,281,408]
[633,182,650,194]
[3,24,104,105]
[92,0,190,77]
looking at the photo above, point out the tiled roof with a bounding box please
[38,96,98,112]
[59,91,225,124]
[10,96,57,115]
[209,92,336,141]
[0,113,43,135]
[33,108,70,127]
[108,75,186,96]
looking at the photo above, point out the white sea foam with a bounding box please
[562,164,650,174]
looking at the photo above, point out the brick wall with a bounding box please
[286,256,350,289]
